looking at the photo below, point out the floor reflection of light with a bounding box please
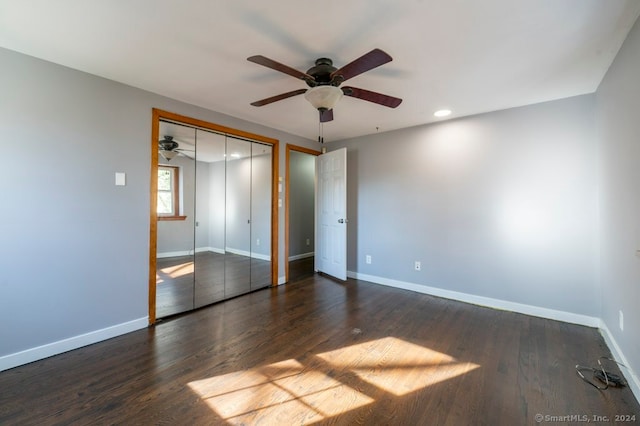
[188,338,479,424]
[159,262,193,279]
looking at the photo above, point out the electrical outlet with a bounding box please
[366,255,372,264]
[256,238,260,246]
[619,310,624,331]
[306,238,310,246]
[414,261,421,271]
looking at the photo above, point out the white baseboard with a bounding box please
[225,247,271,261]
[598,322,640,403]
[0,317,148,372]
[157,250,191,258]
[157,247,225,258]
[198,246,225,254]
[347,271,600,327]
[289,252,315,261]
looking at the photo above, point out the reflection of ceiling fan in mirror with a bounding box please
[158,135,194,161]
[247,48,402,122]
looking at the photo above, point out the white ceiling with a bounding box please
[1,1,639,142]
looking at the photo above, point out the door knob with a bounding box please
[338,218,345,223]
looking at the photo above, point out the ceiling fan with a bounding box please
[247,48,402,122]
[158,135,194,161]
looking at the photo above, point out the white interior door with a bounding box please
[315,147,347,280]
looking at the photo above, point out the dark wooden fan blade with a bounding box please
[247,55,314,82]
[250,89,307,107]
[320,109,334,122]
[342,86,402,108]
[330,48,392,83]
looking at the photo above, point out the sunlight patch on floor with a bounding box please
[188,338,479,424]
[317,336,480,396]
[188,358,373,424]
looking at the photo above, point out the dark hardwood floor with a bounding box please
[288,256,315,282]
[1,274,638,425]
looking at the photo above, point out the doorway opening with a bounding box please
[285,144,321,283]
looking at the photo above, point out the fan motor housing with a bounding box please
[306,58,338,87]
[159,136,179,151]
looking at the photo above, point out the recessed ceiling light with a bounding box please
[434,109,452,118]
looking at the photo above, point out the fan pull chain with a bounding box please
[318,120,324,144]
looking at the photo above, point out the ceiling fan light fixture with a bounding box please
[304,85,343,111]
[160,150,178,161]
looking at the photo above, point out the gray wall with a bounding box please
[331,94,598,316]
[288,150,316,258]
[0,46,317,362]
[595,16,640,389]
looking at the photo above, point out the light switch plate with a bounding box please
[115,172,126,186]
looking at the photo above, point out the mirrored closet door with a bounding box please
[194,130,227,308]
[155,122,197,318]
[249,142,273,290]
[152,113,276,321]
